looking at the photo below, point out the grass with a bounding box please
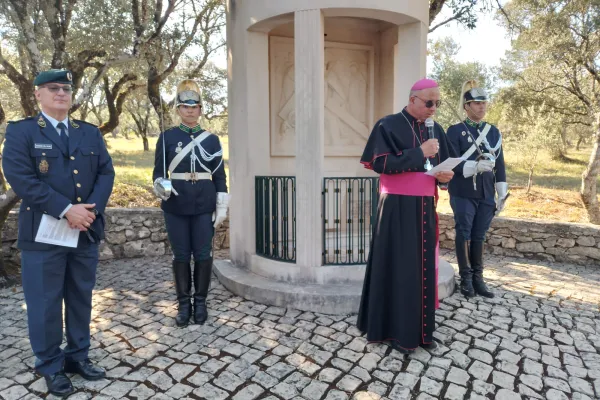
[107,136,598,223]
[437,143,599,223]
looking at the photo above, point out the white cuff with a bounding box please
[59,204,73,218]
[463,161,477,178]
[217,192,230,207]
[496,182,508,199]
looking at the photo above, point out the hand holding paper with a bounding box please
[425,157,463,176]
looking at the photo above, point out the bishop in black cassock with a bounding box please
[357,79,457,354]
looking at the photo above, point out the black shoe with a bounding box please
[193,258,213,325]
[470,241,495,298]
[389,341,415,355]
[173,260,192,326]
[44,370,74,397]
[421,341,438,350]
[64,359,106,380]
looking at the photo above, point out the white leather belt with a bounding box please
[170,172,211,181]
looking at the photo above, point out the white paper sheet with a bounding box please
[425,157,463,176]
[35,214,79,248]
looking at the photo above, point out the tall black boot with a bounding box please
[193,258,213,325]
[470,241,494,298]
[456,236,475,298]
[172,260,192,326]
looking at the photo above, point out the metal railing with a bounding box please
[255,176,296,262]
[322,177,379,265]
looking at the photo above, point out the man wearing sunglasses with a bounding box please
[2,69,114,397]
[447,80,507,300]
[358,78,458,355]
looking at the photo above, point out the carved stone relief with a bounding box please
[270,37,374,156]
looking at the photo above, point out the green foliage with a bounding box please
[429,37,494,129]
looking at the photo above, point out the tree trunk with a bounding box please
[576,135,585,150]
[527,168,534,194]
[580,113,600,224]
[560,125,568,153]
[142,136,149,151]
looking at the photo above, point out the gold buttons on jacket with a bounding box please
[76,183,81,188]
[42,153,46,156]
[77,197,82,202]
[26,207,30,211]
[70,156,75,160]
[74,169,78,174]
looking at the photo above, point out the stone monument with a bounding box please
[215,0,455,314]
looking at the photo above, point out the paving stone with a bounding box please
[468,360,493,381]
[100,381,137,398]
[446,367,470,386]
[544,377,572,393]
[193,383,229,400]
[443,383,467,400]
[419,376,443,397]
[232,383,264,400]
[569,377,595,396]
[492,370,515,390]
[394,373,419,390]
[495,388,523,400]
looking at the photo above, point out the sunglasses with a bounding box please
[415,96,442,108]
[42,85,73,93]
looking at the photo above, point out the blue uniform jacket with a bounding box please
[2,114,115,250]
[447,121,506,200]
[152,126,227,215]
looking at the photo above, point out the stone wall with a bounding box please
[2,209,599,265]
[1,208,229,264]
[438,214,600,265]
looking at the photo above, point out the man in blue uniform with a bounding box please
[447,80,508,299]
[153,79,228,327]
[2,69,114,397]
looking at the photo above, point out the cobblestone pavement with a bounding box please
[1,250,599,400]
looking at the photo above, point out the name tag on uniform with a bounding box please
[34,143,53,149]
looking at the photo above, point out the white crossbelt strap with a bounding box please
[461,123,492,160]
[168,132,210,174]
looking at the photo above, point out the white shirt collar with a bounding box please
[41,111,69,134]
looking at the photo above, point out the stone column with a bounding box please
[294,9,325,268]
[394,21,428,112]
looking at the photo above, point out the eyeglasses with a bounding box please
[42,85,73,93]
[415,96,442,108]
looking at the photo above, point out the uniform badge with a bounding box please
[39,159,49,174]
[467,136,473,143]
[70,120,79,129]
[175,142,183,153]
[38,117,46,128]
[461,131,466,136]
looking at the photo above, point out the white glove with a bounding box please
[463,160,495,178]
[495,182,509,215]
[212,192,230,228]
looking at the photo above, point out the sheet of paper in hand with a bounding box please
[425,157,463,176]
[35,214,79,248]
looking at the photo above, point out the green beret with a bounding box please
[33,69,73,86]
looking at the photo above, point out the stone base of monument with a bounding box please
[214,259,456,315]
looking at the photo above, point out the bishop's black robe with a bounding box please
[357,108,456,351]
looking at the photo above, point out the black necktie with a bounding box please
[57,122,69,153]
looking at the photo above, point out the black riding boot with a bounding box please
[456,236,475,298]
[470,241,494,298]
[193,258,213,325]
[172,260,192,326]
